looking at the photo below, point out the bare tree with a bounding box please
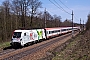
[2,0,11,41]
[29,0,42,28]
[53,14,62,27]
[86,14,90,30]
[61,19,72,27]
[11,0,42,28]
[11,0,28,28]
[3,0,10,18]
[0,6,4,41]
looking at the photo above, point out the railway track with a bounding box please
[0,49,15,56]
[0,32,78,60]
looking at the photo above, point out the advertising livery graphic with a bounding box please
[37,30,43,39]
[30,33,34,40]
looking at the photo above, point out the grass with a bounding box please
[0,41,10,50]
[52,32,90,60]
[53,38,76,59]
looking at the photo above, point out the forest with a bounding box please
[0,0,87,42]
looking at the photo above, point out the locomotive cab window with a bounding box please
[13,32,22,38]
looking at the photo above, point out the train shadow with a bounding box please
[3,46,23,50]
[3,46,13,50]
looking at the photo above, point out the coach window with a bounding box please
[57,30,60,32]
[49,31,51,34]
[55,30,56,33]
[24,33,26,36]
[46,31,48,34]
[52,31,54,33]
[69,28,71,30]
[61,29,66,31]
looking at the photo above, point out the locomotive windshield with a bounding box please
[13,32,22,38]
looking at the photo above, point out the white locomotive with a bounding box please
[10,27,80,47]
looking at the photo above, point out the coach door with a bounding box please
[23,32,30,44]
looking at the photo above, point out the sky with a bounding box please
[0,0,90,24]
[39,0,90,24]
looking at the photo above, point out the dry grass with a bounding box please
[52,30,90,60]
[0,42,10,51]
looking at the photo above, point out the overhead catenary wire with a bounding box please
[45,8,55,15]
[58,0,80,21]
[49,0,80,23]
[73,13,81,23]
[58,0,80,22]
[58,0,72,11]
[53,0,71,15]
[74,16,80,21]
[48,0,64,12]
[49,0,71,15]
